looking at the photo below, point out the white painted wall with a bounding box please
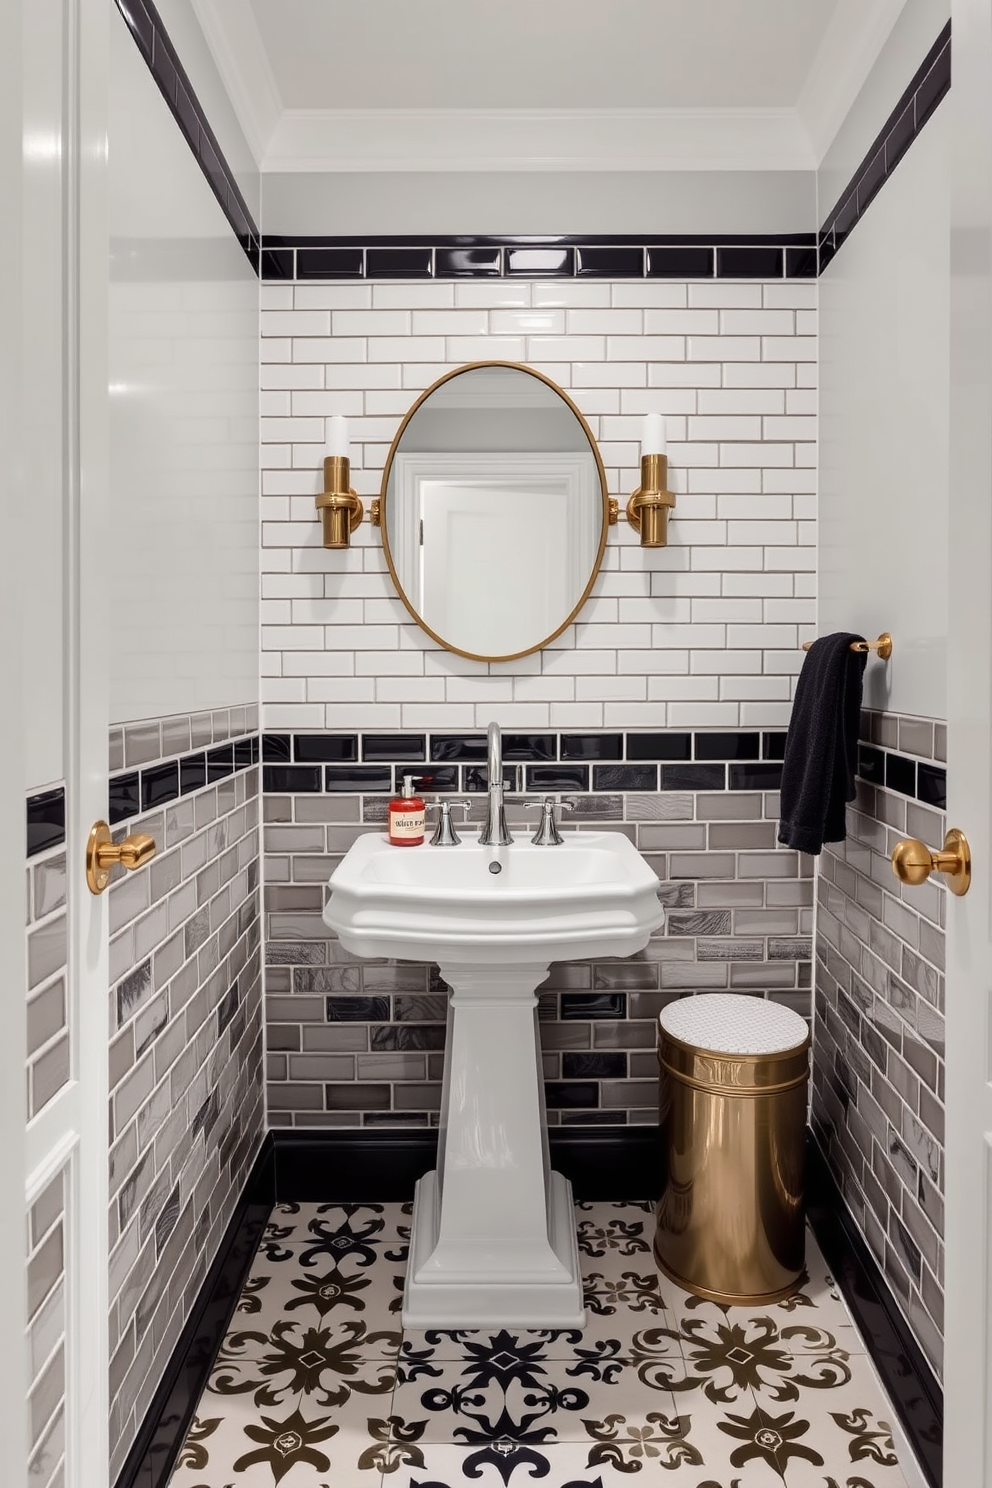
[260,276,816,732]
[818,105,948,719]
[261,169,815,238]
[108,6,259,725]
[818,0,948,223]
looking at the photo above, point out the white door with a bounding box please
[945,1,992,1481]
[15,0,112,1483]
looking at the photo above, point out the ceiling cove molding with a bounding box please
[261,106,816,175]
[797,0,908,163]
[190,0,282,163]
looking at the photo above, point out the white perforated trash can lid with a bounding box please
[658,993,808,1056]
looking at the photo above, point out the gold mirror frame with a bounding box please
[378,361,610,663]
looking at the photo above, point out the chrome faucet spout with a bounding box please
[480,721,513,846]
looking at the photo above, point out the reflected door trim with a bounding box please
[379,361,609,663]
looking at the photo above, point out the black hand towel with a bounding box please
[777,632,867,855]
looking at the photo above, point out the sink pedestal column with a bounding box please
[402,962,585,1328]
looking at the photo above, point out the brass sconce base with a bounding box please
[626,453,675,547]
[316,455,364,548]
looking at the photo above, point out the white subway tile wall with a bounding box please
[259,279,817,734]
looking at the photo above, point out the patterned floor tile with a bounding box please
[761,1354,912,1487]
[261,1200,412,1249]
[621,1308,860,1409]
[167,1200,914,1488]
[367,1432,737,1485]
[232,1235,406,1336]
[389,1347,684,1449]
[166,1390,390,1485]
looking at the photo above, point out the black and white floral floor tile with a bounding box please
[260,1202,413,1251]
[231,1205,408,1338]
[167,1201,913,1488]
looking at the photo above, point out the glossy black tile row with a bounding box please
[819,21,950,270]
[110,734,259,825]
[259,233,819,282]
[262,756,787,795]
[857,745,947,810]
[260,731,792,795]
[119,0,946,294]
[264,729,788,770]
[115,0,260,269]
[26,788,66,858]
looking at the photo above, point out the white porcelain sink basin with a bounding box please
[323,828,664,1332]
[324,829,664,964]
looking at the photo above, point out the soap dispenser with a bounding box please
[388,775,426,846]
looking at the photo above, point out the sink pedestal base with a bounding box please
[401,961,585,1329]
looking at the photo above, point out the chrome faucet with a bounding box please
[479,721,513,846]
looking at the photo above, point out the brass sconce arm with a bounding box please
[316,455,364,548]
[625,453,675,547]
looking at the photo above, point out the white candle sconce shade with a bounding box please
[315,415,364,548]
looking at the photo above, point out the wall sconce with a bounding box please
[626,414,675,547]
[316,416,364,548]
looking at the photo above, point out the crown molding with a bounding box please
[261,107,816,175]
[797,0,908,163]
[190,0,282,163]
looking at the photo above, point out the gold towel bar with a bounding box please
[801,631,892,659]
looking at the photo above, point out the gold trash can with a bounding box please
[654,994,810,1305]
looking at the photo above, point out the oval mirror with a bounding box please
[379,362,609,661]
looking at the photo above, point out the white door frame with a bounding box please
[18,0,112,1482]
[945,0,992,1480]
[0,0,29,1476]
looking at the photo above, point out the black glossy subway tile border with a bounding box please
[857,744,946,810]
[819,21,950,266]
[259,233,818,282]
[259,729,792,795]
[118,0,946,288]
[110,733,259,825]
[115,0,260,269]
[26,787,66,858]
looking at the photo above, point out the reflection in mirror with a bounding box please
[381,364,607,661]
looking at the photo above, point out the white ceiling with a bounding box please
[191,0,908,172]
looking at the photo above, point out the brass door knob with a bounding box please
[86,820,157,895]
[891,827,970,897]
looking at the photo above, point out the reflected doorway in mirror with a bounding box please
[379,362,609,662]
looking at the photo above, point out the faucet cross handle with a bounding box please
[525,796,574,846]
[428,798,472,847]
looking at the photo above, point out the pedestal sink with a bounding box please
[324,830,664,1328]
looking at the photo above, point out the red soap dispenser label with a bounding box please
[388,803,425,845]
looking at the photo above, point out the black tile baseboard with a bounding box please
[115,1127,941,1488]
[111,1136,274,1488]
